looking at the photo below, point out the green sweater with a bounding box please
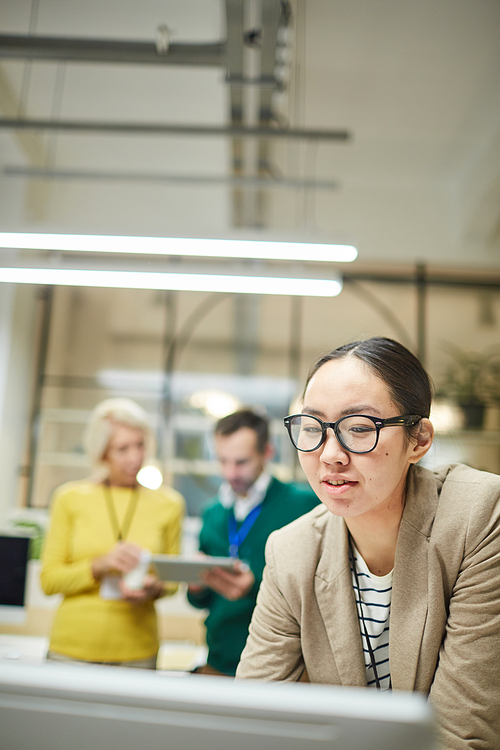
[187,476,319,675]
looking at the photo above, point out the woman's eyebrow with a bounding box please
[301,405,382,419]
[301,406,324,418]
[342,405,381,416]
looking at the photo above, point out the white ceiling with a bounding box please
[1,0,500,271]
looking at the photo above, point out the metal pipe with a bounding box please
[0,118,350,141]
[342,272,500,290]
[416,262,427,366]
[0,34,225,67]
[3,165,339,189]
[25,285,54,507]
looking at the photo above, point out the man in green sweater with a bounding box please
[187,409,319,676]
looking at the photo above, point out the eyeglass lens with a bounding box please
[289,415,379,452]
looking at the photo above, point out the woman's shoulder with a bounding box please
[412,462,500,495]
[417,462,500,501]
[144,484,186,510]
[438,462,500,487]
[438,463,500,523]
[51,478,99,502]
[412,463,500,540]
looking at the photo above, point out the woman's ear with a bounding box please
[409,418,434,463]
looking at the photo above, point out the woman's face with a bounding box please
[103,423,146,486]
[299,356,426,523]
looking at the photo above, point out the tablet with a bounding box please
[151,554,239,584]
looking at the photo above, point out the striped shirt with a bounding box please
[350,544,393,691]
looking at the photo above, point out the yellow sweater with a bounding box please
[40,480,185,662]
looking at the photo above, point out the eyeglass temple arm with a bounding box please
[383,415,422,426]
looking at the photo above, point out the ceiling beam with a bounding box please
[225,0,246,227]
[0,34,225,67]
[225,1,245,122]
[255,0,287,227]
[3,165,339,189]
[259,0,282,123]
[0,117,350,141]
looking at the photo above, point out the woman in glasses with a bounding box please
[237,337,500,748]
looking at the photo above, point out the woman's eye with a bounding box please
[349,425,375,434]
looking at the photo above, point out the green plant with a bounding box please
[11,520,45,560]
[479,352,500,405]
[438,344,500,407]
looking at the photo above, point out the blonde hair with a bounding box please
[83,397,155,472]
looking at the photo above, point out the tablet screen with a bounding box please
[151,554,238,584]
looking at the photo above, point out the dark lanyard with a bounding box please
[348,534,391,691]
[103,483,139,542]
[228,503,263,558]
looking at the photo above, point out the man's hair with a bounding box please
[214,409,269,453]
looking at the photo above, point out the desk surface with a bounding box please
[0,634,207,671]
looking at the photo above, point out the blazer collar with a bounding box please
[390,465,440,690]
[313,511,367,686]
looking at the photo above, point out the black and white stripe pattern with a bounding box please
[350,546,392,690]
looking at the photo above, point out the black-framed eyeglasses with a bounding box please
[284,413,422,455]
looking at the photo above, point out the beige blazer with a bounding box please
[236,463,500,749]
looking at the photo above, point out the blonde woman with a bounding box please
[41,398,185,668]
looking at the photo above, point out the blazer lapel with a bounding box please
[390,466,439,691]
[313,515,367,686]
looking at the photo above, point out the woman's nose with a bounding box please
[129,447,144,464]
[319,428,349,464]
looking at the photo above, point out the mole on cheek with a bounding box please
[385,452,389,456]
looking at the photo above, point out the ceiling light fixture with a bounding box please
[0,267,342,297]
[188,390,241,418]
[0,232,357,263]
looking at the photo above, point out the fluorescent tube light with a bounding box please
[0,267,342,297]
[0,232,357,263]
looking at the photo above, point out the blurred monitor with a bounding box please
[0,534,30,624]
[0,661,437,750]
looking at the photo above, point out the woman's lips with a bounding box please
[321,478,357,494]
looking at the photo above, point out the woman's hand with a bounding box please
[120,574,164,604]
[91,541,142,581]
